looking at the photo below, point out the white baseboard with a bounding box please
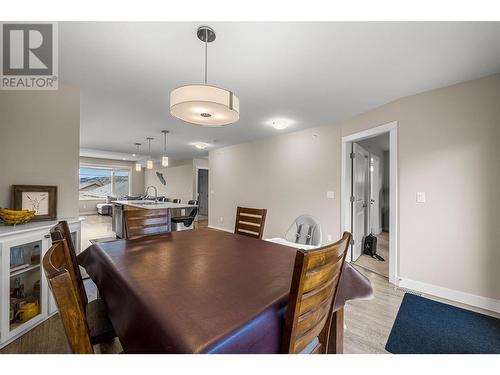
[208,225,233,233]
[397,277,500,315]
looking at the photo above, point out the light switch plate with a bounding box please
[326,191,335,199]
[416,192,426,203]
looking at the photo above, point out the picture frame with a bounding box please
[11,185,57,221]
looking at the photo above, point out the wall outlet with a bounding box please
[219,217,224,223]
[210,190,215,194]
[416,191,426,203]
[326,191,335,199]
[327,234,332,242]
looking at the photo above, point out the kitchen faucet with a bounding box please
[144,185,158,203]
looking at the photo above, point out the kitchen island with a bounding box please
[112,200,198,238]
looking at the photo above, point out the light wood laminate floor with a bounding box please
[353,231,389,278]
[0,216,401,354]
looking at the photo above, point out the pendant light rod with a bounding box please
[161,130,169,154]
[197,26,215,85]
[146,137,153,156]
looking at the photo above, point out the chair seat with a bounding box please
[86,298,116,345]
[171,216,191,222]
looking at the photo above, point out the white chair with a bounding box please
[284,215,322,247]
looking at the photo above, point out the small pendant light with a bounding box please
[146,137,154,170]
[161,130,169,167]
[134,143,142,171]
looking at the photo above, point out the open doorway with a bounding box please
[351,134,390,277]
[341,121,398,283]
[196,167,209,220]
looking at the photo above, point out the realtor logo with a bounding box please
[1,22,58,90]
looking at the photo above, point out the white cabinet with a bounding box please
[0,218,81,348]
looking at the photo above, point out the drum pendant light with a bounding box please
[170,26,240,126]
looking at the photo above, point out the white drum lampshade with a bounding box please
[170,85,239,126]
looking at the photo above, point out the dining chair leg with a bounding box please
[327,307,344,354]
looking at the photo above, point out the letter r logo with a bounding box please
[2,24,53,75]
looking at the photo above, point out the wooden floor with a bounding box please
[353,231,389,278]
[0,216,402,354]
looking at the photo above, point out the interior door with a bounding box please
[352,143,369,261]
[197,169,209,216]
[370,154,382,235]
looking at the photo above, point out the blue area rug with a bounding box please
[385,293,500,354]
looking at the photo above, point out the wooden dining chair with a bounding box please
[49,221,116,349]
[50,221,87,308]
[42,239,95,353]
[124,208,171,240]
[234,206,267,239]
[281,232,351,354]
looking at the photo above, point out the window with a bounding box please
[79,166,130,200]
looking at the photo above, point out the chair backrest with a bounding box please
[285,215,322,246]
[124,209,170,240]
[281,232,351,354]
[49,221,88,309]
[234,206,267,239]
[43,239,94,354]
[173,199,181,203]
[187,200,199,218]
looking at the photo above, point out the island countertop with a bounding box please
[112,200,198,210]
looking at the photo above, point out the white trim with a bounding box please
[341,121,398,284]
[397,278,500,316]
[208,225,233,233]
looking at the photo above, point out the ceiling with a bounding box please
[59,22,500,161]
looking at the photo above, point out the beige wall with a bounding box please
[209,125,341,240]
[209,73,500,302]
[144,159,194,203]
[78,156,145,214]
[339,74,500,301]
[0,85,80,218]
[192,158,208,200]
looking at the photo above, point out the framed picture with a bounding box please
[11,185,57,221]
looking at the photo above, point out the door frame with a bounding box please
[341,121,398,284]
[195,166,209,215]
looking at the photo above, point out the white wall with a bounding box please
[0,85,80,219]
[209,73,500,304]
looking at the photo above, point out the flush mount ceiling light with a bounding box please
[193,142,208,150]
[161,130,169,167]
[170,26,240,127]
[134,143,142,171]
[272,119,289,130]
[146,137,154,170]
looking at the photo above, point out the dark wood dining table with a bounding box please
[77,227,372,354]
